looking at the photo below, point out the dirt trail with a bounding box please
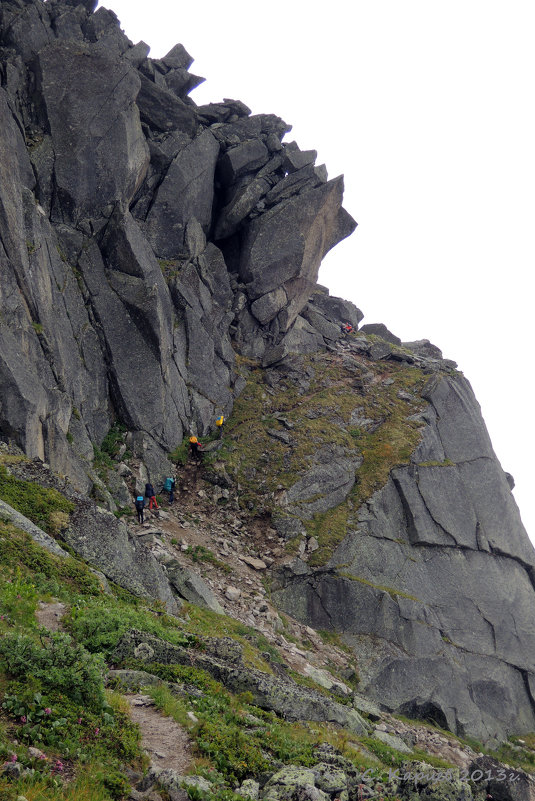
[127,694,192,774]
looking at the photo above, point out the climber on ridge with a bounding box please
[341,322,353,335]
[163,475,176,504]
[215,413,225,438]
[189,436,203,462]
[145,481,159,510]
[134,495,145,524]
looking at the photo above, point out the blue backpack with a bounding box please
[135,496,145,510]
[164,477,173,492]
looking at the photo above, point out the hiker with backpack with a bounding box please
[215,414,225,439]
[189,436,202,462]
[134,495,145,523]
[145,481,159,510]
[162,476,176,504]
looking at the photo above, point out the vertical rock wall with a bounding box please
[0,0,355,486]
[272,371,535,745]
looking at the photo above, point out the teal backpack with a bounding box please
[164,477,173,492]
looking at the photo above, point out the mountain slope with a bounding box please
[1,0,534,768]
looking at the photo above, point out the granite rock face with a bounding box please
[0,0,355,487]
[272,372,535,745]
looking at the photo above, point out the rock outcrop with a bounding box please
[0,0,355,486]
[272,371,535,745]
[111,629,371,735]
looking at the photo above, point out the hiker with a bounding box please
[341,322,353,335]
[215,414,225,438]
[134,495,145,524]
[189,436,202,462]
[163,476,176,504]
[145,481,159,510]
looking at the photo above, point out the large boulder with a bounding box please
[283,446,362,519]
[136,72,197,134]
[164,562,224,613]
[240,177,356,332]
[142,130,220,258]
[35,40,149,223]
[63,501,181,614]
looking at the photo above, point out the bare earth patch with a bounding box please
[35,601,66,631]
[127,694,192,773]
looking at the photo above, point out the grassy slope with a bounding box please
[2,358,535,799]
[0,464,463,801]
[206,350,428,565]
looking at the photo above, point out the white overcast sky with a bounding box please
[99,0,535,541]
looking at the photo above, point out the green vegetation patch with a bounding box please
[348,366,426,505]
[0,523,102,598]
[305,503,350,567]
[488,735,535,775]
[337,572,422,602]
[0,688,140,799]
[99,423,127,460]
[186,545,232,574]
[149,682,317,783]
[0,465,74,536]
[0,631,106,710]
[170,436,190,465]
[92,422,129,483]
[212,354,427,566]
[64,596,197,658]
[158,258,183,281]
[178,605,274,673]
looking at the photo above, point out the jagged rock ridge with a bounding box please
[1,0,534,750]
[0,0,356,490]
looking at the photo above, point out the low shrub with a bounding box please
[65,599,197,657]
[0,631,106,710]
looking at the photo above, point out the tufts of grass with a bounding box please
[337,573,422,602]
[64,596,196,658]
[148,683,318,784]
[0,766,131,801]
[0,522,102,598]
[186,545,232,574]
[158,258,182,281]
[0,466,74,536]
[306,503,350,567]
[170,436,190,466]
[99,423,126,460]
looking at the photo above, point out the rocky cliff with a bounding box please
[1,0,534,753]
[0,0,354,493]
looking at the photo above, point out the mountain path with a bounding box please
[127,694,192,774]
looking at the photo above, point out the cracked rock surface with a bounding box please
[272,374,535,745]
